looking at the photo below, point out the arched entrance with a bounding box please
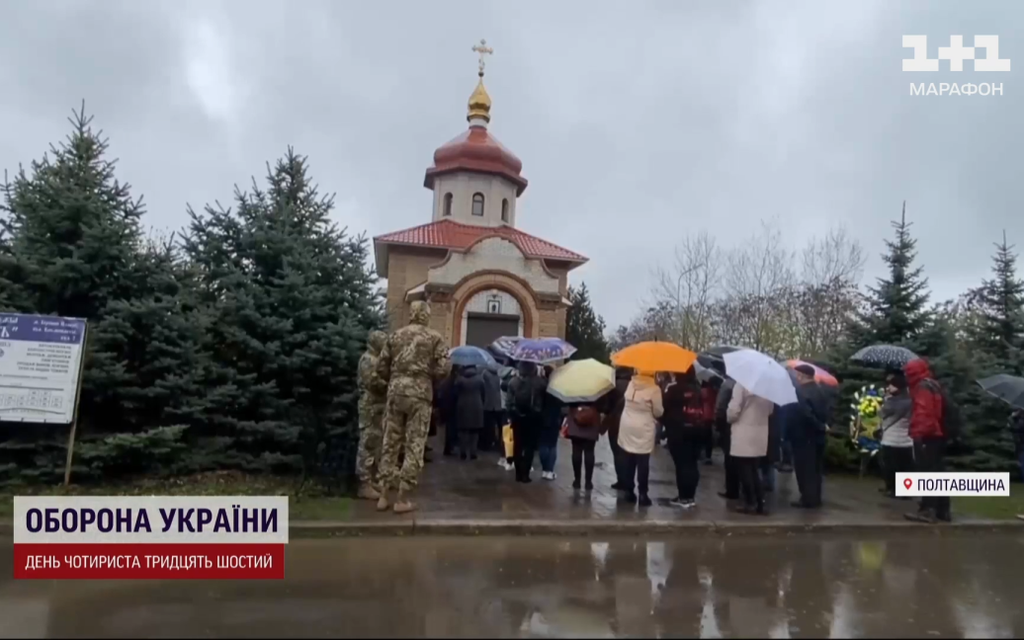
[460,288,522,347]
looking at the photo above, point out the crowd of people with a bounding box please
[352,301,1019,523]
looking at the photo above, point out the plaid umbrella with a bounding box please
[850,344,919,369]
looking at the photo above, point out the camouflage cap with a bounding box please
[368,330,387,352]
[409,301,430,326]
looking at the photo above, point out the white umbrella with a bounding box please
[722,348,798,406]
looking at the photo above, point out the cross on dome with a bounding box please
[467,38,493,124]
[472,39,493,77]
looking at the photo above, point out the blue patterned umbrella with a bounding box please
[511,337,577,364]
[850,344,919,369]
[486,336,521,361]
[450,345,498,370]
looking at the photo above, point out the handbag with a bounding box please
[560,417,570,439]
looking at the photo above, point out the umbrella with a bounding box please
[511,337,577,364]
[696,345,741,371]
[693,360,723,382]
[487,336,521,361]
[977,374,1024,410]
[850,344,919,369]
[546,358,615,403]
[722,348,798,406]
[450,345,498,370]
[611,341,698,374]
[786,359,839,387]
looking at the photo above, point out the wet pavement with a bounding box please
[2,534,1023,638]
[348,436,995,527]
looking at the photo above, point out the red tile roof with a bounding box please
[374,219,587,263]
[424,126,528,196]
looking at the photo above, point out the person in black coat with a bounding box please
[601,367,633,490]
[714,377,740,500]
[662,369,705,508]
[453,364,487,459]
[789,365,830,508]
[481,367,502,453]
[438,369,459,456]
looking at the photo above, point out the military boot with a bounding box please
[376,490,391,512]
[357,484,381,501]
[392,490,417,514]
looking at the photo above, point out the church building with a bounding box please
[373,41,587,347]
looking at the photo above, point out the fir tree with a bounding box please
[949,232,1024,471]
[565,283,610,362]
[971,231,1024,367]
[826,203,932,447]
[857,202,931,346]
[0,105,199,439]
[181,148,382,484]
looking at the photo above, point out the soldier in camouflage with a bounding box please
[355,330,388,500]
[375,300,451,514]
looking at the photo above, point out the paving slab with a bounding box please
[309,436,1023,536]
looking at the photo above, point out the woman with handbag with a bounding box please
[564,403,603,490]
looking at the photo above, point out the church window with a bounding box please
[472,193,485,216]
[443,192,453,216]
[501,198,509,223]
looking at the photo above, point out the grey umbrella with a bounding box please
[693,360,722,382]
[977,374,1024,410]
[850,344,919,369]
[697,345,741,371]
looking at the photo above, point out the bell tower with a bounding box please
[423,40,528,228]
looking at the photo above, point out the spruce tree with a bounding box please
[971,231,1024,367]
[857,202,931,346]
[181,148,382,484]
[826,203,932,447]
[0,106,199,437]
[953,232,1024,471]
[565,282,610,362]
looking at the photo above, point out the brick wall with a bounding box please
[385,247,447,331]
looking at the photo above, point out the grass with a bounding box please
[841,472,1024,521]
[952,493,1024,521]
[0,471,352,521]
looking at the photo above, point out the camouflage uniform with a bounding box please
[356,330,388,489]
[377,301,451,495]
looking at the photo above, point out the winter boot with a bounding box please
[392,490,416,514]
[357,484,380,501]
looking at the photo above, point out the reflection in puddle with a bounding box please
[0,534,1022,638]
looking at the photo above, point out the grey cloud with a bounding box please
[1,0,1020,329]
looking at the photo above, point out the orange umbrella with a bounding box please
[786,359,839,387]
[611,341,697,374]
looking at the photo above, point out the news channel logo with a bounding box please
[903,35,1010,97]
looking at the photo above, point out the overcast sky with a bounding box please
[1,0,1021,329]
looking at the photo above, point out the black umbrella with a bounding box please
[977,374,1024,410]
[697,345,742,371]
[850,344,919,369]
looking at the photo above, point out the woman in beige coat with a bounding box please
[617,370,664,506]
[726,382,774,515]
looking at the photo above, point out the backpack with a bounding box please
[512,377,543,416]
[924,379,961,442]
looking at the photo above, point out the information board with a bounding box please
[0,313,86,424]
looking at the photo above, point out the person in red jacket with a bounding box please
[902,358,951,523]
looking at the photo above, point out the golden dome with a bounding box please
[467,39,493,123]
[467,77,492,123]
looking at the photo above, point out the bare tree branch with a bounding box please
[651,230,722,351]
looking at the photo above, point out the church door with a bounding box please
[465,313,520,348]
